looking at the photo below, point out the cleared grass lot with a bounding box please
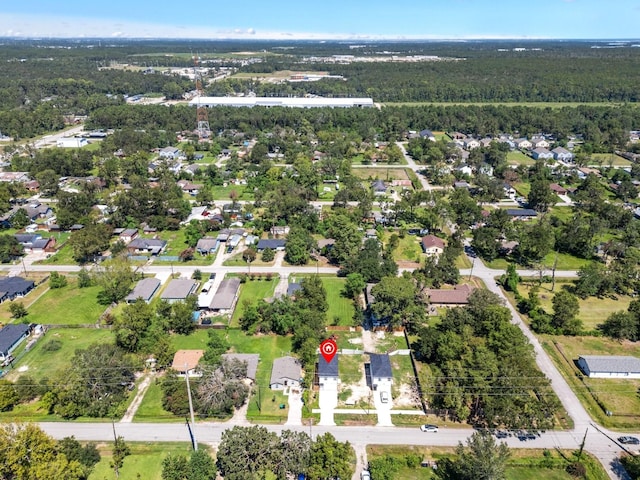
[229,278,278,327]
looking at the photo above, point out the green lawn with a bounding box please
[230,278,278,327]
[507,151,535,166]
[209,184,254,201]
[319,277,355,326]
[38,241,76,265]
[26,278,106,325]
[133,378,176,422]
[7,328,114,382]
[390,234,423,263]
[89,442,203,480]
[484,251,589,271]
[590,153,632,167]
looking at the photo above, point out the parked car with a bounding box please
[420,424,439,432]
[360,471,371,480]
[618,436,640,445]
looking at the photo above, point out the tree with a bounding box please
[527,173,554,212]
[371,275,425,328]
[77,268,92,288]
[114,299,154,352]
[9,301,27,319]
[111,435,130,478]
[49,271,68,289]
[57,436,101,478]
[168,299,197,335]
[161,454,189,480]
[552,290,582,335]
[285,227,315,265]
[196,358,249,416]
[201,330,230,366]
[242,247,257,264]
[68,223,112,263]
[217,426,281,479]
[343,273,366,299]
[10,208,30,229]
[0,423,85,480]
[187,449,217,480]
[472,227,500,261]
[436,432,510,480]
[599,310,639,341]
[93,257,136,305]
[0,234,23,263]
[0,379,18,411]
[261,247,275,262]
[307,433,353,480]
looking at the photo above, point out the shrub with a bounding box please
[42,339,63,352]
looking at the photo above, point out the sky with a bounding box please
[1,0,639,40]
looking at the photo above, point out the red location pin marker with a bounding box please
[320,338,337,363]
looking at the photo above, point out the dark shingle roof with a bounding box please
[369,354,392,379]
[257,239,286,250]
[0,324,30,356]
[0,276,34,297]
[318,354,339,377]
[505,208,537,217]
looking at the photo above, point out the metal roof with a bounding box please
[579,355,640,374]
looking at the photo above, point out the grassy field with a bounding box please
[390,234,423,263]
[485,251,589,271]
[132,379,175,422]
[351,167,412,182]
[320,277,355,326]
[229,278,278,327]
[89,442,203,480]
[542,335,640,429]
[24,278,106,325]
[209,184,254,201]
[507,151,535,166]
[507,279,634,330]
[366,445,608,480]
[590,153,632,167]
[6,328,114,382]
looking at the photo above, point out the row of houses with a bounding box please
[318,353,393,392]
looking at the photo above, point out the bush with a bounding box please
[42,339,63,352]
[566,461,586,478]
[49,271,68,289]
[261,247,275,262]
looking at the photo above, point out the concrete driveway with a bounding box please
[285,389,303,426]
[373,388,393,426]
[318,382,338,426]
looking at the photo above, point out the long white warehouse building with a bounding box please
[189,96,374,108]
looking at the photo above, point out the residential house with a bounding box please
[118,228,139,244]
[171,349,204,377]
[125,277,161,303]
[372,179,387,196]
[514,138,532,150]
[177,180,203,196]
[160,278,198,304]
[257,239,286,252]
[479,137,493,148]
[195,237,219,255]
[552,147,574,162]
[531,138,550,149]
[453,181,471,189]
[57,137,88,148]
[270,356,302,390]
[419,129,436,141]
[24,203,53,221]
[503,183,517,199]
[369,353,393,391]
[426,284,475,306]
[208,277,241,314]
[578,355,640,379]
[462,137,481,150]
[0,276,34,303]
[14,234,54,253]
[127,238,167,255]
[421,235,445,256]
[318,354,339,387]
[159,146,180,159]
[550,183,568,195]
[0,324,31,361]
[221,353,259,382]
[532,148,553,160]
[505,208,538,220]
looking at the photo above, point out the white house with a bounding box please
[531,138,550,149]
[532,147,554,160]
[552,147,574,162]
[462,137,481,150]
[421,235,445,256]
[514,138,532,150]
[318,355,339,388]
[159,146,180,159]
[369,354,393,391]
[578,355,640,379]
[270,356,302,390]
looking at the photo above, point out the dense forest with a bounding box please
[1,39,639,139]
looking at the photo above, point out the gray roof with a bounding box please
[128,238,167,250]
[209,277,241,310]
[318,354,339,377]
[579,355,640,374]
[0,276,35,297]
[270,356,302,385]
[222,353,259,381]
[257,239,286,250]
[161,278,197,300]
[369,354,393,379]
[0,324,30,356]
[196,237,218,252]
[126,277,161,302]
[505,208,537,217]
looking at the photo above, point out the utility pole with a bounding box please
[185,363,198,451]
[111,420,120,479]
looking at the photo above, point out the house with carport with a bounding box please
[160,278,198,304]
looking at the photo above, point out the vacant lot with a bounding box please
[320,277,355,326]
[229,278,278,327]
[351,167,412,182]
[25,278,106,326]
[89,442,201,480]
